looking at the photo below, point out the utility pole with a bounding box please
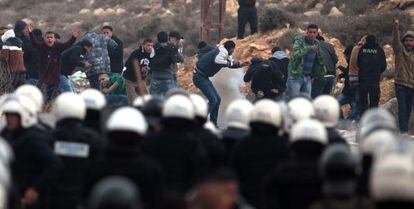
[200,0,227,43]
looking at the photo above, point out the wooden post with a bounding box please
[200,0,227,43]
[218,0,226,40]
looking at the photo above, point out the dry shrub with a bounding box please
[259,8,296,32]
[276,28,301,50]
[283,3,306,14]
[315,11,412,47]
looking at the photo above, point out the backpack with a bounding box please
[251,61,274,93]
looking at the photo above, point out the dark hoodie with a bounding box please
[243,57,262,82]
[149,42,178,80]
[60,42,89,76]
[357,36,386,84]
[251,58,286,99]
[15,20,39,79]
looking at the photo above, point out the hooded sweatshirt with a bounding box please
[14,20,39,79]
[269,50,289,83]
[392,27,414,89]
[357,40,386,84]
[149,42,177,80]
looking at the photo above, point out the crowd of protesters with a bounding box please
[0,2,412,208]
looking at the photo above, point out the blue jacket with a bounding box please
[196,46,240,77]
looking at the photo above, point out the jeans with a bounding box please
[237,6,258,39]
[311,76,326,98]
[323,75,335,95]
[26,78,38,86]
[106,95,129,108]
[59,75,75,93]
[87,74,101,90]
[193,71,220,125]
[337,93,359,120]
[287,76,312,98]
[358,82,380,115]
[149,78,177,96]
[395,84,414,132]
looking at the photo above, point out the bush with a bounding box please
[259,9,296,32]
[332,0,375,15]
[283,3,306,14]
[276,29,301,50]
[137,17,162,40]
[315,11,412,46]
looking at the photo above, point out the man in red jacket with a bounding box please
[28,26,80,100]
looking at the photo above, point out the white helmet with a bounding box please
[0,138,13,165]
[288,97,315,122]
[250,99,282,128]
[313,95,340,128]
[290,119,328,145]
[162,95,195,120]
[358,108,397,140]
[106,107,148,136]
[225,99,253,130]
[190,94,208,119]
[0,162,10,188]
[53,92,86,121]
[360,108,396,127]
[360,130,398,159]
[370,154,414,202]
[15,85,44,113]
[80,89,107,110]
[2,95,38,128]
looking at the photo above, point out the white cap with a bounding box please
[15,85,44,113]
[225,99,253,130]
[371,154,414,202]
[250,99,282,128]
[2,95,38,128]
[288,97,315,122]
[53,92,86,121]
[190,94,208,118]
[290,119,328,145]
[80,89,107,110]
[162,95,195,120]
[106,107,148,136]
[313,95,340,128]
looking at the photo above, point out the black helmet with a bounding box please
[142,96,164,128]
[88,176,142,209]
[320,144,358,198]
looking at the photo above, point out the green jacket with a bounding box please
[288,36,325,79]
